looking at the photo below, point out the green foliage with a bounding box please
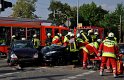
[48,0,76,27]
[11,0,37,19]
[79,2,108,26]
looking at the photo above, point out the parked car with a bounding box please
[7,40,42,67]
[41,44,68,66]
[118,43,124,66]
[118,43,124,54]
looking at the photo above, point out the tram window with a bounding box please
[45,28,52,36]
[54,29,59,34]
[27,28,40,40]
[61,30,68,36]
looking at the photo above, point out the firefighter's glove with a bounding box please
[97,53,101,57]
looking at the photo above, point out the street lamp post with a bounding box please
[119,15,122,43]
[77,0,79,27]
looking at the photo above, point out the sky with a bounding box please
[0,0,124,20]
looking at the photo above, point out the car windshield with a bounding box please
[13,41,34,48]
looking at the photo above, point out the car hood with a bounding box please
[13,48,37,58]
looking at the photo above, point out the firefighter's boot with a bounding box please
[83,62,87,69]
[99,67,104,76]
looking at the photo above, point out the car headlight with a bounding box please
[11,54,18,59]
[46,51,56,55]
[33,53,38,58]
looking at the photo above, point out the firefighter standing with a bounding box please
[69,33,79,66]
[80,30,89,43]
[52,33,62,45]
[12,35,16,41]
[98,32,119,78]
[87,29,96,43]
[46,33,52,46]
[76,33,89,65]
[32,34,40,49]
[63,32,71,47]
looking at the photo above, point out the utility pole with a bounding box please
[119,15,122,43]
[77,0,79,27]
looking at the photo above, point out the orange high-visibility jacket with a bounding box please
[99,39,119,58]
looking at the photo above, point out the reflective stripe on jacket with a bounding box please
[83,42,99,55]
[69,40,78,52]
[99,39,118,58]
[33,38,40,48]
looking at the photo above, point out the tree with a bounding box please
[11,0,37,19]
[111,3,124,42]
[48,0,75,27]
[79,2,108,26]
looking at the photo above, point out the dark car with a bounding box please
[7,40,42,66]
[41,44,68,66]
[118,43,124,64]
[118,43,124,54]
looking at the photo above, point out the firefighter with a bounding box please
[80,30,89,43]
[63,32,71,47]
[97,32,119,78]
[69,33,79,66]
[76,33,89,65]
[12,35,16,41]
[87,29,97,43]
[52,33,62,45]
[82,38,101,69]
[46,33,52,46]
[32,34,40,49]
[94,32,99,40]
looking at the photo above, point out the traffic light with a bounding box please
[0,0,12,11]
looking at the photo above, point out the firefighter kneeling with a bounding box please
[98,32,119,78]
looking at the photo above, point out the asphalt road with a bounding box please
[0,59,124,80]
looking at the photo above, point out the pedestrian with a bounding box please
[98,32,119,78]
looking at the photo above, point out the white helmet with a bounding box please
[47,33,51,37]
[67,32,72,36]
[12,35,15,38]
[57,33,62,37]
[108,32,114,37]
[88,30,93,34]
[59,33,62,37]
[70,33,74,37]
[94,32,98,35]
[97,39,101,43]
[80,30,83,33]
[21,38,26,40]
[33,34,37,37]
[76,33,80,38]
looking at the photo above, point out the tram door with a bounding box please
[0,27,11,45]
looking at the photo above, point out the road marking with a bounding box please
[61,79,70,80]
[68,76,77,79]
[0,72,20,77]
[61,70,96,80]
